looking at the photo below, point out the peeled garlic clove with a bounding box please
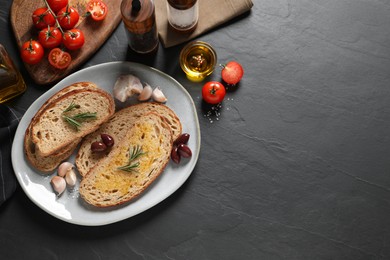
[138,83,153,101]
[152,86,167,103]
[51,176,66,195]
[65,169,77,187]
[58,162,74,177]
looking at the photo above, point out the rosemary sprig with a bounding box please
[62,112,97,130]
[118,145,147,172]
[63,101,80,112]
[62,100,97,131]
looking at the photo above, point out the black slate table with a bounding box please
[1,1,390,259]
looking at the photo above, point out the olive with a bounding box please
[101,133,114,147]
[91,141,107,152]
[177,143,192,158]
[175,133,190,145]
[171,146,181,164]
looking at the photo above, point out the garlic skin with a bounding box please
[152,87,167,103]
[113,75,129,102]
[126,75,143,96]
[138,83,153,101]
[65,170,77,187]
[113,74,143,102]
[58,162,74,177]
[51,176,66,196]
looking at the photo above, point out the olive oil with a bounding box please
[0,44,26,103]
[180,41,217,82]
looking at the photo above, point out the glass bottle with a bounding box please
[167,0,199,33]
[121,0,159,54]
[0,44,26,103]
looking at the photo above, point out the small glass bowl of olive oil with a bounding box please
[179,41,217,82]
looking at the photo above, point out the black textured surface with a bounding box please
[1,1,390,259]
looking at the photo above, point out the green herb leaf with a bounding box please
[63,101,80,113]
[62,112,97,131]
[118,145,147,172]
[130,145,147,161]
[72,112,97,120]
[62,114,82,130]
[117,162,140,172]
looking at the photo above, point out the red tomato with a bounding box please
[46,0,69,13]
[20,40,44,65]
[221,61,244,85]
[48,48,71,69]
[38,26,62,49]
[63,29,85,50]
[57,6,79,30]
[87,0,108,21]
[202,81,226,104]
[32,7,55,30]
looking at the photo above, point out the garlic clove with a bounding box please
[58,162,74,177]
[138,83,153,101]
[152,86,167,103]
[65,169,77,187]
[51,176,66,196]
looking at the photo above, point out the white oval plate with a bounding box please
[11,62,200,226]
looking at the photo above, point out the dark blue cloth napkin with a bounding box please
[0,105,23,206]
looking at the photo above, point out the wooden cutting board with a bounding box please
[10,0,122,85]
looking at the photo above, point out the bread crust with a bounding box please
[79,113,173,207]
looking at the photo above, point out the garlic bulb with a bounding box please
[113,74,143,102]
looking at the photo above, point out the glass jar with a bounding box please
[121,0,159,54]
[0,44,26,103]
[179,41,217,82]
[167,0,199,33]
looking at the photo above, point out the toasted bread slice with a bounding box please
[24,82,97,172]
[79,113,173,207]
[76,102,181,177]
[30,84,115,157]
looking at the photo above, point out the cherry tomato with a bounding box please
[202,81,226,104]
[87,0,108,21]
[20,40,44,65]
[63,29,85,50]
[221,61,244,85]
[38,26,62,49]
[32,7,55,30]
[57,6,79,30]
[48,48,71,69]
[46,0,69,13]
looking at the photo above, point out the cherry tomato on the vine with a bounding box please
[202,81,226,104]
[221,61,244,85]
[63,29,85,50]
[57,6,79,30]
[48,48,71,69]
[46,0,69,13]
[87,0,108,21]
[20,40,44,65]
[32,7,56,30]
[38,26,62,49]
